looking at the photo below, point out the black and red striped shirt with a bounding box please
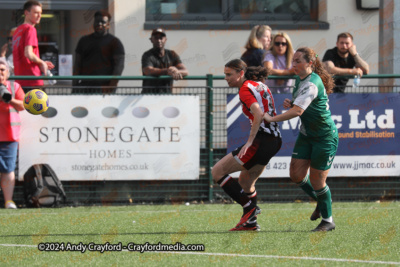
[239,80,281,137]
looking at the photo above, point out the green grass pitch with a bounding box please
[0,202,399,266]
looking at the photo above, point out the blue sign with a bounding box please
[227,93,400,157]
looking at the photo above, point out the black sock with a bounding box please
[246,191,257,206]
[217,175,252,209]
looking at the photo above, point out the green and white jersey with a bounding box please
[292,72,337,138]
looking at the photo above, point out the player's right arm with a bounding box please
[323,60,363,77]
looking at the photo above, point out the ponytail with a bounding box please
[245,66,269,82]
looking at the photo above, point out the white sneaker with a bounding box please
[5,200,17,209]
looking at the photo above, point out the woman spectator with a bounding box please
[263,32,295,93]
[0,58,25,209]
[241,25,272,67]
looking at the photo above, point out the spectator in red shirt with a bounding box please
[12,1,54,92]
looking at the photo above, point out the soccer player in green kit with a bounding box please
[263,47,338,231]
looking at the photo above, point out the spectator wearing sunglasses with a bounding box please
[73,10,125,94]
[263,32,295,93]
[0,27,16,76]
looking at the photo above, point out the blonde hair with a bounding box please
[245,25,272,50]
[270,32,294,69]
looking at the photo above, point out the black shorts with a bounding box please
[231,131,282,170]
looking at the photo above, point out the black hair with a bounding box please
[225,59,247,73]
[94,10,111,21]
[23,1,42,12]
[225,59,269,82]
[245,66,269,82]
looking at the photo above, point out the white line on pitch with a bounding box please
[0,244,398,265]
[155,251,400,265]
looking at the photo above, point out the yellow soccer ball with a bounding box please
[24,89,49,115]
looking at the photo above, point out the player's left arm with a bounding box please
[349,44,369,74]
[72,53,82,87]
[109,54,125,87]
[175,63,188,77]
[353,54,369,75]
[264,105,304,123]
[167,63,188,80]
[167,52,188,79]
[109,40,125,87]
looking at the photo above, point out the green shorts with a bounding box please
[292,130,339,171]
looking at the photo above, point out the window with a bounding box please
[145,0,328,30]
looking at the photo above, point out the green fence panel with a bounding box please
[4,74,400,207]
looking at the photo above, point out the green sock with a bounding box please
[315,185,332,219]
[297,174,317,201]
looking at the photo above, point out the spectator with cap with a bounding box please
[141,28,188,94]
[73,10,125,94]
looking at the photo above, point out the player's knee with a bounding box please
[289,169,303,183]
[211,168,222,183]
[238,180,249,191]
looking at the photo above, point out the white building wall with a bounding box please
[101,0,380,88]
[393,1,400,91]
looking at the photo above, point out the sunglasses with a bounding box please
[274,42,287,46]
[95,19,109,25]
[7,37,12,41]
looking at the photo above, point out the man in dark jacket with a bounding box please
[73,10,125,94]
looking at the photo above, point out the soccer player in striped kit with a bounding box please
[264,47,338,232]
[212,59,282,231]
